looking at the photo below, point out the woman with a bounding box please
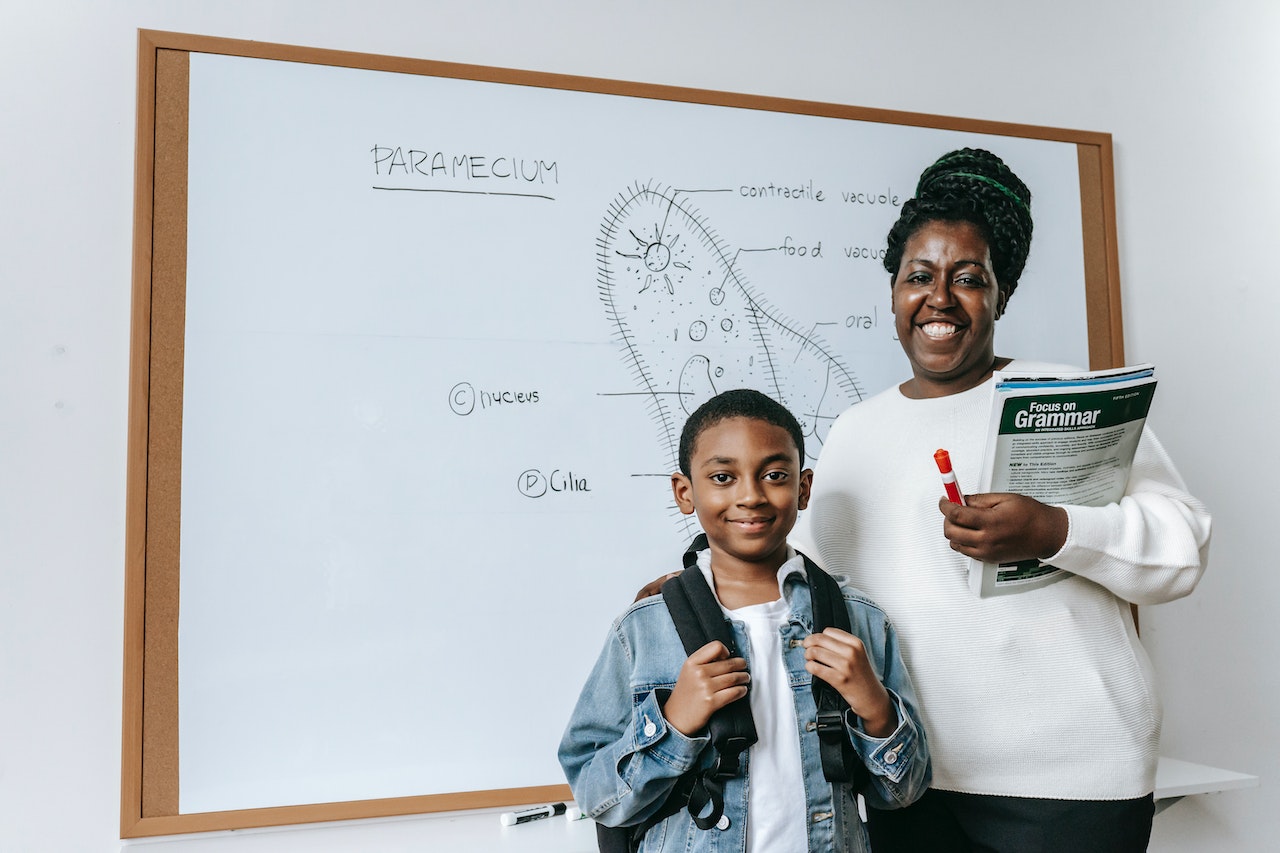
[789,148,1211,851]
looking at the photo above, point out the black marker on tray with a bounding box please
[499,802,567,826]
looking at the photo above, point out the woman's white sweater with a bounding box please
[790,362,1211,800]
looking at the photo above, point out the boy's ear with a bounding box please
[671,472,696,515]
[797,468,814,511]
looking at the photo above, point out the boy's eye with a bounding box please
[709,472,733,484]
[763,470,789,482]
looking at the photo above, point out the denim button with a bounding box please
[643,715,657,738]
[716,815,730,830]
[884,749,899,765]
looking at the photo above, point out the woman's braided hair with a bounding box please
[882,148,1033,306]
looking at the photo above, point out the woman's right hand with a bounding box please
[634,571,681,602]
[938,492,1069,564]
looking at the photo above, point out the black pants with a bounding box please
[867,789,1154,853]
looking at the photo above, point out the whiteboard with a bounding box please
[123,30,1121,836]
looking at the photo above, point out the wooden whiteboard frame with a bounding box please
[121,28,1124,838]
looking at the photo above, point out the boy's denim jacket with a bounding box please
[559,563,930,852]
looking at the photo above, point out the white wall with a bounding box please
[0,1,1273,850]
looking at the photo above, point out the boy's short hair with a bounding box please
[678,389,806,476]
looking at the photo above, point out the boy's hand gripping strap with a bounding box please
[805,558,870,788]
[658,534,758,830]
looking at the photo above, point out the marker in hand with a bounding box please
[500,802,567,826]
[933,449,966,505]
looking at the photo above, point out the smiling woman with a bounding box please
[791,148,1213,853]
[884,149,1032,401]
[890,219,1005,398]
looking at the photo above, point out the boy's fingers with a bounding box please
[804,627,859,653]
[699,658,749,683]
[709,684,750,710]
[679,667,748,705]
[805,630,874,680]
[804,647,847,674]
[707,678,750,705]
[688,640,731,663]
[807,662,839,687]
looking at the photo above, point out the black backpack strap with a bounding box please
[659,537,757,830]
[597,536,732,853]
[667,535,742,659]
[803,554,871,789]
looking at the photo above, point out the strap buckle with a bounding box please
[707,736,750,779]
[815,709,846,742]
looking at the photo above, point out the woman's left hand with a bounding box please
[938,492,1068,565]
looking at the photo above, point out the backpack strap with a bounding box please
[803,554,871,789]
[604,534,756,851]
[658,534,758,830]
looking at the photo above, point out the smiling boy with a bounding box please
[559,389,929,852]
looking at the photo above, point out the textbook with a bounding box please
[970,364,1158,597]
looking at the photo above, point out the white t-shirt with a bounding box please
[699,551,808,851]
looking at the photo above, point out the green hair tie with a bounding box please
[936,171,1031,215]
[915,151,977,194]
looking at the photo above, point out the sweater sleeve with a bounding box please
[1043,427,1211,605]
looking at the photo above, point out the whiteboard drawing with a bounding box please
[598,181,864,488]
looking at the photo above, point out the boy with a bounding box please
[558,389,929,852]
